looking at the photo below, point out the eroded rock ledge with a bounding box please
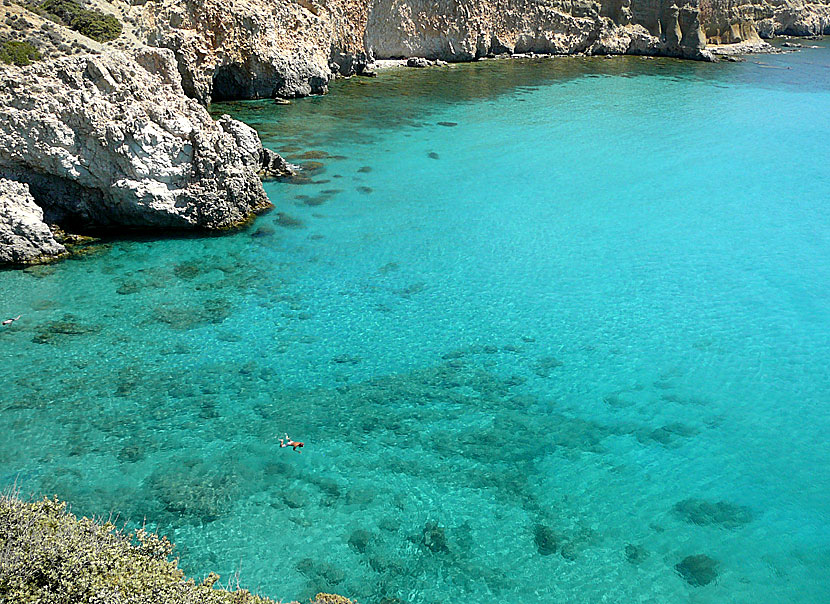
[0,47,272,264]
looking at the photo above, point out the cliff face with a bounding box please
[363,0,704,60]
[0,47,270,237]
[700,0,829,43]
[1,0,826,266]
[138,0,370,103]
[134,0,828,104]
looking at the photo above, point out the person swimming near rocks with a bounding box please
[279,434,304,452]
[2,315,21,326]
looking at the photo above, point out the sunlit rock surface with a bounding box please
[0,47,270,237]
[0,179,66,265]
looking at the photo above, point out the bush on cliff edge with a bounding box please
[0,490,355,604]
[40,0,122,42]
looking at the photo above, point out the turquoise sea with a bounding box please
[2,40,829,603]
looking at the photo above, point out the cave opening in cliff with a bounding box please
[212,64,250,102]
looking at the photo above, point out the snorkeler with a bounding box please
[1,315,21,326]
[279,434,304,452]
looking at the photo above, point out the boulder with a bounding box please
[215,115,295,178]
[0,178,66,265]
[675,553,719,586]
[673,498,754,529]
[406,57,433,67]
[0,48,270,232]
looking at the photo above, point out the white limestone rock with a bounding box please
[0,48,270,230]
[0,179,66,265]
[137,0,364,102]
[132,0,718,105]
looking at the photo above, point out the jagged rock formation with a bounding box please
[700,0,829,43]
[137,0,369,103]
[363,0,707,60]
[0,179,66,265]
[0,47,271,241]
[3,0,828,106]
[4,0,827,106]
[215,115,297,178]
[134,0,708,103]
[130,0,828,104]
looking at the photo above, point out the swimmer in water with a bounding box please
[279,434,304,452]
[2,315,21,326]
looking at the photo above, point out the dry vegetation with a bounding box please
[0,489,355,604]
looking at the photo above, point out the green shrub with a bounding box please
[41,0,122,42]
[66,9,121,41]
[0,40,41,65]
[0,490,356,604]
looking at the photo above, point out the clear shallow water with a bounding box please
[2,41,830,603]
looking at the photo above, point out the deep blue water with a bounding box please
[1,41,829,603]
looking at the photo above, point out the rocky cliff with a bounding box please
[1,0,827,266]
[132,0,829,104]
[135,0,709,103]
[135,0,370,103]
[0,47,271,263]
[700,0,829,42]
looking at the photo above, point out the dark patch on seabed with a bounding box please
[5,332,730,602]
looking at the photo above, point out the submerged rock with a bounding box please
[251,225,276,238]
[276,213,305,229]
[296,558,345,585]
[534,356,563,377]
[348,529,373,553]
[675,554,719,586]
[299,150,330,159]
[673,498,754,528]
[560,541,578,561]
[146,463,240,523]
[45,316,100,336]
[624,543,649,564]
[332,354,362,365]
[0,49,270,245]
[533,523,558,556]
[301,161,326,173]
[422,521,450,553]
[282,490,309,509]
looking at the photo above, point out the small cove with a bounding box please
[2,43,830,602]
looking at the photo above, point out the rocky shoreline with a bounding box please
[0,47,276,266]
[1,0,829,265]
